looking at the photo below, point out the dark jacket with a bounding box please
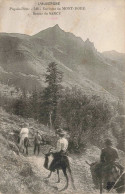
[34,134,41,145]
[100,146,119,163]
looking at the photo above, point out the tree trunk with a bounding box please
[49,111,53,129]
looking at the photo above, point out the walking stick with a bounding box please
[108,171,125,192]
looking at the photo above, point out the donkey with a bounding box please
[86,161,125,194]
[44,151,76,191]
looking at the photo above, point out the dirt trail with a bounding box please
[26,144,119,194]
[26,147,98,194]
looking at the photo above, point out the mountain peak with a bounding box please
[51,24,63,32]
[53,24,60,28]
[85,38,93,45]
[83,38,98,54]
[33,24,62,38]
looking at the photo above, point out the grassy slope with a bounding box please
[0,107,57,194]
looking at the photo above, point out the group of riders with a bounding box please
[19,123,124,193]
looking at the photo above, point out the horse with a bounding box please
[18,136,29,155]
[23,137,29,155]
[44,150,76,191]
[86,161,125,194]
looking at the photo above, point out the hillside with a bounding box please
[102,50,125,72]
[0,107,59,194]
[0,107,125,194]
[0,25,125,99]
[0,107,96,194]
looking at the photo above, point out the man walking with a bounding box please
[34,131,41,155]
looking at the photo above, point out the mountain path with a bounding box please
[26,150,97,194]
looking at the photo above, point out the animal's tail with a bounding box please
[85,161,91,166]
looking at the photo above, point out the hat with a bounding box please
[22,123,28,127]
[56,128,66,136]
[104,139,112,146]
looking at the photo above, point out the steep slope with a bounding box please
[102,50,125,72]
[32,26,125,99]
[0,25,124,99]
[0,107,57,194]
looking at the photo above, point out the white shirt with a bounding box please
[20,128,29,138]
[52,137,68,153]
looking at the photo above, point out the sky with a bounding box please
[0,0,125,53]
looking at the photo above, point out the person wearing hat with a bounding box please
[94,139,123,190]
[49,128,68,172]
[100,139,118,163]
[51,128,68,153]
[34,131,41,155]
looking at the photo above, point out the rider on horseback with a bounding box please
[44,129,76,191]
[49,128,68,172]
[95,139,124,190]
[100,139,118,163]
[19,123,29,152]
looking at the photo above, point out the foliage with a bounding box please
[1,63,122,151]
[12,90,29,117]
[40,62,63,128]
[56,87,116,151]
[28,89,41,120]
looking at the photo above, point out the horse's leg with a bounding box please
[47,171,52,178]
[26,146,28,155]
[99,178,103,194]
[38,145,40,155]
[34,144,36,155]
[67,166,76,190]
[22,141,24,153]
[24,139,26,155]
[60,167,68,191]
[19,139,24,153]
[56,169,60,183]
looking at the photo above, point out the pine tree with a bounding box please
[13,89,29,117]
[29,89,40,120]
[41,62,63,128]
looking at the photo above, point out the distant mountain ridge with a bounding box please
[0,25,125,100]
